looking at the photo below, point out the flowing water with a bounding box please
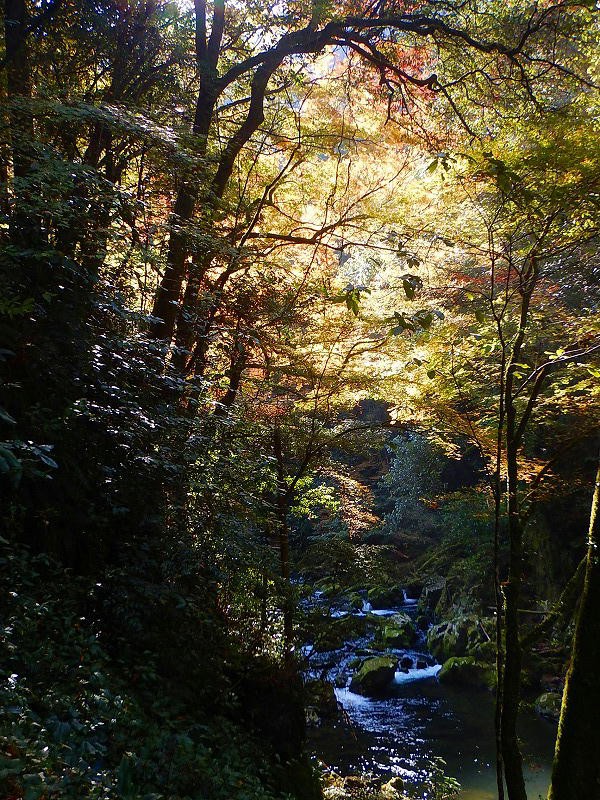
[304,594,555,799]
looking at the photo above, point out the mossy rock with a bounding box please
[427,615,492,662]
[418,579,445,613]
[367,585,404,609]
[315,581,341,599]
[349,656,398,696]
[534,692,562,722]
[347,592,364,611]
[376,613,417,649]
[438,656,496,690]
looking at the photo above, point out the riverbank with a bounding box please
[302,589,556,798]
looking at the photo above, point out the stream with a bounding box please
[303,592,556,799]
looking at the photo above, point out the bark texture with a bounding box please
[548,450,600,800]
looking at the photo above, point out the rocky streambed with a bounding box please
[301,589,557,799]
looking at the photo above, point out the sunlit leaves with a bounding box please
[331,284,371,316]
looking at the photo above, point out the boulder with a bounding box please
[427,615,492,662]
[334,672,348,688]
[367,585,405,609]
[400,656,413,670]
[349,656,398,696]
[535,692,562,722]
[377,613,417,649]
[438,656,496,690]
[347,592,364,611]
[418,576,446,612]
[343,775,370,790]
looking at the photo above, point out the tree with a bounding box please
[548,447,600,800]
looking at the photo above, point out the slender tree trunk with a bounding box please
[493,457,506,800]
[273,423,293,658]
[501,433,527,800]
[492,324,507,800]
[500,257,539,800]
[547,448,600,800]
[213,343,246,416]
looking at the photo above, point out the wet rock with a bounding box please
[416,658,428,670]
[535,691,562,722]
[367,585,405,609]
[308,651,339,669]
[377,613,417,649]
[427,615,492,662]
[438,656,496,690]
[347,592,364,611]
[343,775,369,789]
[400,656,413,670]
[418,575,445,612]
[349,656,398,696]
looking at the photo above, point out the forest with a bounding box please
[1,1,599,799]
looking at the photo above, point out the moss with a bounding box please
[349,656,398,696]
[427,614,492,661]
[438,656,496,690]
[366,585,404,609]
[376,613,417,649]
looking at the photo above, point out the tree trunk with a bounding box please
[149,70,218,342]
[547,448,600,800]
[4,0,40,247]
[150,187,196,340]
[273,423,293,658]
[501,427,528,800]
